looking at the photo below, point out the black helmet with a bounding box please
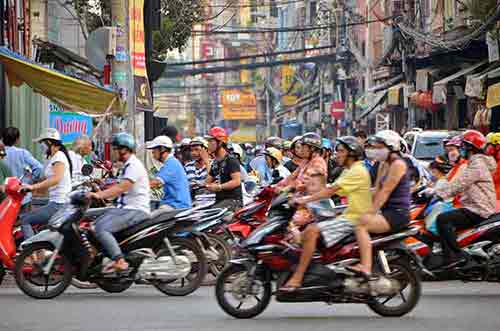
[265,136,283,149]
[336,136,364,160]
[300,132,322,149]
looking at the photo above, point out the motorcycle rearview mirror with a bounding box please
[81,164,94,177]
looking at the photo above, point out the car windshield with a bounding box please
[414,136,446,160]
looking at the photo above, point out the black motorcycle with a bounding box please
[14,192,211,299]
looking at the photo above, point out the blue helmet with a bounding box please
[112,132,136,151]
[322,138,333,150]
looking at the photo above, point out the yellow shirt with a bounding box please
[333,161,373,224]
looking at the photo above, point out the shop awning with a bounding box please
[465,65,500,98]
[0,47,119,114]
[359,90,388,120]
[432,61,487,104]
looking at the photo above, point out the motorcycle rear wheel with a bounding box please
[215,264,272,319]
[15,243,73,299]
[367,260,421,317]
[153,237,208,296]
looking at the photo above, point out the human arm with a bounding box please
[437,159,483,199]
[206,159,241,192]
[24,161,64,191]
[22,149,43,180]
[373,160,407,210]
[89,179,133,200]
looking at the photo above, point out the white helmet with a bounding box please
[146,135,173,149]
[181,138,191,146]
[374,130,401,152]
[33,128,61,143]
[230,143,244,159]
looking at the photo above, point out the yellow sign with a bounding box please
[487,83,500,109]
[129,0,152,111]
[281,64,294,91]
[221,90,256,120]
[282,95,298,106]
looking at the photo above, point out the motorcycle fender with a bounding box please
[20,229,64,250]
[384,243,432,276]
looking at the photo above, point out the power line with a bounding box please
[191,16,394,34]
[158,43,336,66]
[205,0,306,8]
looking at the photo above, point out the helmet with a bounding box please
[206,127,228,143]
[229,143,244,159]
[462,130,487,150]
[146,135,173,150]
[336,136,364,160]
[445,136,462,148]
[291,135,302,149]
[265,136,283,149]
[283,140,292,150]
[181,138,191,147]
[263,147,283,163]
[190,136,208,148]
[486,132,500,145]
[300,132,322,149]
[373,130,401,152]
[244,143,253,150]
[33,128,62,143]
[365,136,378,147]
[321,138,333,150]
[111,132,136,151]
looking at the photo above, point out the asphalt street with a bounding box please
[1,281,499,331]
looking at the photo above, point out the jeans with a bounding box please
[94,208,149,260]
[21,202,65,239]
[436,208,484,259]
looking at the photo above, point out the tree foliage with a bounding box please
[152,0,206,59]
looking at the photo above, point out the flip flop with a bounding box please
[345,265,373,280]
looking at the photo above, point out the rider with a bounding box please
[87,133,150,273]
[350,130,411,276]
[228,143,249,182]
[250,136,283,185]
[21,128,73,239]
[204,127,242,210]
[321,138,339,183]
[444,136,468,207]
[147,135,191,210]
[262,147,291,184]
[485,132,500,200]
[184,136,211,194]
[432,130,497,269]
[283,136,304,173]
[281,136,372,290]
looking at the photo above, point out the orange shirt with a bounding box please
[447,159,468,208]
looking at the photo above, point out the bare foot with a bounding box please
[280,275,303,292]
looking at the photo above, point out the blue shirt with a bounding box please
[249,155,272,185]
[156,155,192,209]
[4,146,43,204]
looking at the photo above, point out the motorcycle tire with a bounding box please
[71,279,98,290]
[206,234,232,277]
[0,262,4,286]
[153,237,208,296]
[367,260,421,317]
[97,280,133,293]
[15,242,73,299]
[215,264,272,319]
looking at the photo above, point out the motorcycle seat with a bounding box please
[477,213,500,227]
[115,209,188,240]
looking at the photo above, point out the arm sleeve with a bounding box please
[23,150,43,179]
[122,162,141,184]
[227,158,241,175]
[334,168,361,196]
[436,160,481,199]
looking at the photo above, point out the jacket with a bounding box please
[437,154,497,219]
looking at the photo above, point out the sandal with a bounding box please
[346,264,373,279]
[102,260,129,274]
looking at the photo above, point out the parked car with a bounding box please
[403,129,462,166]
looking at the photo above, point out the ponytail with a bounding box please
[58,143,73,178]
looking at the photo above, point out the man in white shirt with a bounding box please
[87,133,150,273]
[68,135,92,182]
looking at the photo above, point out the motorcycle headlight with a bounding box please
[49,207,78,229]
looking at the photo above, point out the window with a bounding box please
[270,0,278,18]
[309,1,317,25]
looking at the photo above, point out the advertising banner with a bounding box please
[221,90,257,120]
[129,0,153,111]
[50,112,93,144]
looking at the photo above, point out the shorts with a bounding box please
[381,208,410,232]
[316,217,354,248]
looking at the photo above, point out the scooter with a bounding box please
[215,193,424,319]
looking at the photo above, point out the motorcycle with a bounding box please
[215,194,423,319]
[405,192,500,281]
[14,190,210,299]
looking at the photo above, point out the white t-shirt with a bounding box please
[45,151,72,204]
[116,154,151,214]
[68,150,87,182]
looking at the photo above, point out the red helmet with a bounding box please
[462,130,487,151]
[445,136,462,148]
[207,127,228,143]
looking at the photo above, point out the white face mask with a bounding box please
[40,143,49,156]
[374,148,390,162]
[365,148,377,161]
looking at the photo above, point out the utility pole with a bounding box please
[365,0,372,99]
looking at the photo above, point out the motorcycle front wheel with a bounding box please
[206,234,232,277]
[15,243,73,299]
[367,260,421,317]
[215,264,272,319]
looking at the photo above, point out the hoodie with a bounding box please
[436,154,497,219]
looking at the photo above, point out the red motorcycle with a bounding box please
[215,194,423,319]
[0,177,31,285]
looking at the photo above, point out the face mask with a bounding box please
[40,143,49,157]
[374,148,390,162]
[448,151,460,163]
[365,148,377,161]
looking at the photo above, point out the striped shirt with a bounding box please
[184,160,208,186]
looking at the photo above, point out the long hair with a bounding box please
[52,141,73,177]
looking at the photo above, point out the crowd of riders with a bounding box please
[3,123,500,277]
